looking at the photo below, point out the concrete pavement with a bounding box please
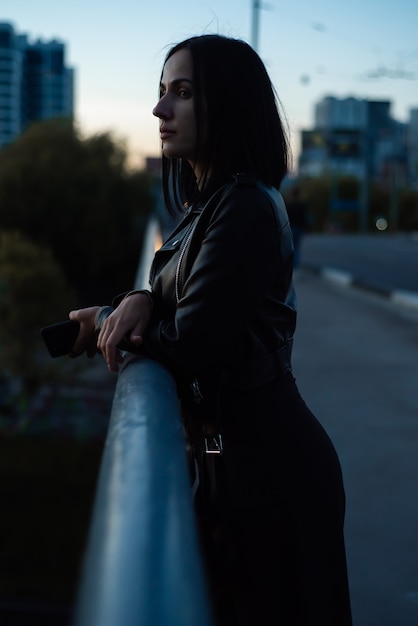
[291,269,418,626]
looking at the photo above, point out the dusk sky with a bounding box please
[2,0,418,170]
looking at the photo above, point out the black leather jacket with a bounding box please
[143,174,296,403]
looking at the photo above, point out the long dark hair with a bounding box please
[159,34,290,213]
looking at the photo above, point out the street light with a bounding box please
[251,0,261,51]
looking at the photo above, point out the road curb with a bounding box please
[390,290,418,310]
[301,263,418,312]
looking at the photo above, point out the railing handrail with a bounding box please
[73,215,213,626]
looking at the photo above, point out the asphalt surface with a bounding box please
[300,233,418,308]
[291,268,418,626]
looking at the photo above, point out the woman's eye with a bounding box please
[178,88,191,99]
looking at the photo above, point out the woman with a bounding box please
[70,35,352,626]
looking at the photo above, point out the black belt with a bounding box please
[221,342,292,390]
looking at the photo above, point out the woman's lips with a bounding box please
[160,128,175,139]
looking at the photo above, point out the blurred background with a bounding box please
[0,1,417,624]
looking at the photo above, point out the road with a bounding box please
[300,233,418,296]
[291,269,418,626]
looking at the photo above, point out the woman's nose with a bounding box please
[153,97,169,120]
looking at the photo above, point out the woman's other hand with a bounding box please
[97,292,152,373]
[69,306,101,358]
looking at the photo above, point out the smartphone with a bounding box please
[41,320,80,358]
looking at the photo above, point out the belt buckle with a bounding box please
[205,434,223,455]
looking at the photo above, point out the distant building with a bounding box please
[0,22,74,148]
[407,108,418,186]
[299,96,410,186]
[315,96,367,130]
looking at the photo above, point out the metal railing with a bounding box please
[74,216,213,626]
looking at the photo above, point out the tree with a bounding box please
[296,176,330,231]
[398,188,418,230]
[0,119,155,303]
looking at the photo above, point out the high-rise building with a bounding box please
[299,96,409,185]
[0,21,74,148]
[315,96,368,130]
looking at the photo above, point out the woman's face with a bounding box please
[153,48,200,176]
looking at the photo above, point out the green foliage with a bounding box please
[364,184,418,231]
[0,230,78,393]
[0,118,155,303]
[398,189,418,230]
[368,184,389,229]
[294,175,418,232]
[291,176,329,232]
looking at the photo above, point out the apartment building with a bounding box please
[299,96,411,186]
[0,21,74,148]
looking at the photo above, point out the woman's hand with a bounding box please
[69,306,101,358]
[97,292,152,373]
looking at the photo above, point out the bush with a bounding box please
[0,230,77,395]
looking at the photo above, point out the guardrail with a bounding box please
[73,216,213,626]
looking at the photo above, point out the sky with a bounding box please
[2,0,418,170]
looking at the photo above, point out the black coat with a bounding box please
[142,175,352,626]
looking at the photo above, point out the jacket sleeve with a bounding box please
[143,185,293,378]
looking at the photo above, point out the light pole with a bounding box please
[251,0,261,51]
[359,133,369,232]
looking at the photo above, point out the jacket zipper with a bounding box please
[191,378,203,404]
[173,220,203,404]
[175,220,197,304]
